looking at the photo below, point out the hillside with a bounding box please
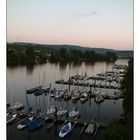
[7,42,133,58]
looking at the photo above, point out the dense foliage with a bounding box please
[98,59,133,140]
[7,43,117,66]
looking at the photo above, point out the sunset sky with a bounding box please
[7,0,133,50]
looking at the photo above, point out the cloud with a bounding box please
[90,11,98,15]
[75,11,98,18]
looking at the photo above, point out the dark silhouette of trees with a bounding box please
[98,59,133,140]
[7,43,117,66]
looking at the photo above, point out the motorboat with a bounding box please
[59,122,72,137]
[85,122,96,134]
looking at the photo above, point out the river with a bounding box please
[7,59,128,140]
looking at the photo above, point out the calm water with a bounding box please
[7,59,128,140]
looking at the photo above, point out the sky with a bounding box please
[7,0,133,50]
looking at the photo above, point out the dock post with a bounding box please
[89,86,92,97]
[54,107,57,121]
[68,76,71,91]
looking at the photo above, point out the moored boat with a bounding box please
[85,122,96,134]
[27,116,45,131]
[57,108,68,117]
[85,114,96,135]
[59,122,72,137]
[63,90,71,100]
[55,91,64,99]
[10,102,24,110]
[46,106,56,116]
[34,88,44,96]
[68,108,80,118]
[17,116,34,130]
[7,113,17,124]
[80,93,88,103]
[95,94,104,103]
[71,91,81,101]
[50,89,56,97]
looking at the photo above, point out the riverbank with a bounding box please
[98,59,133,140]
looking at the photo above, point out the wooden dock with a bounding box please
[45,115,107,128]
[55,80,120,89]
[26,86,42,94]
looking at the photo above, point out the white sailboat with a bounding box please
[7,113,17,124]
[68,108,80,118]
[80,92,88,103]
[46,105,56,116]
[57,107,68,117]
[71,91,81,101]
[10,102,24,110]
[54,90,64,99]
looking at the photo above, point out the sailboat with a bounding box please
[54,90,64,99]
[46,86,56,116]
[95,94,104,103]
[17,115,34,130]
[10,102,24,110]
[59,122,72,137]
[34,88,44,96]
[71,91,81,101]
[41,72,50,94]
[46,105,56,116]
[27,115,46,131]
[57,107,68,117]
[50,88,56,97]
[7,113,17,124]
[80,92,88,103]
[68,107,80,118]
[63,90,71,100]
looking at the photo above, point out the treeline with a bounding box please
[49,48,117,63]
[98,59,133,140]
[7,44,117,66]
[7,46,48,66]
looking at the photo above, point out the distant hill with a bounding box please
[7,42,133,58]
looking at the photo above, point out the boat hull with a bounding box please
[59,122,72,137]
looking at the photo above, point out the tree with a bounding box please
[99,59,133,140]
[106,51,117,61]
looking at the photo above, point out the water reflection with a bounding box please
[26,64,35,74]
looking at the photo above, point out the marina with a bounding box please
[7,59,128,140]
